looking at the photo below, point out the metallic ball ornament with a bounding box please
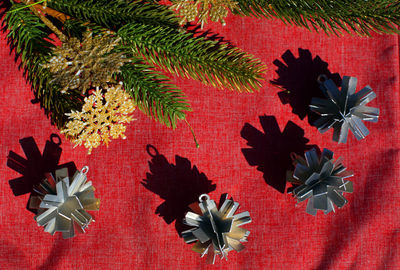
[32,166,100,239]
[288,148,354,215]
[182,193,251,264]
[310,75,379,143]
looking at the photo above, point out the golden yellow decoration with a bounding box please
[171,0,238,27]
[61,83,136,154]
[43,32,128,93]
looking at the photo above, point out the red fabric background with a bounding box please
[0,13,399,270]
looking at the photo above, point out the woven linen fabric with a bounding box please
[0,13,399,270]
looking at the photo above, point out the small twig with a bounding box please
[33,3,70,23]
[22,0,67,41]
[184,119,200,148]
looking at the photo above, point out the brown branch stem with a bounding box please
[33,4,71,23]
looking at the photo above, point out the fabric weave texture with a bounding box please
[0,14,399,270]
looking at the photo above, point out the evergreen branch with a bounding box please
[63,19,88,38]
[118,23,266,92]
[21,0,67,41]
[48,0,180,30]
[3,3,83,128]
[61,19,191,128]
[119,54,191,128]
[8,0,46,13]
[59,18,191,128]
[48,0,265,91]
[233,0,400,35]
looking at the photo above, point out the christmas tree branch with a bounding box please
[48,0,266,91]
[3,3,83,128]
[22,0,67,41]
[233,0,400,35]
[8,0,46,13]
[47,0,180,30]
[118,23,266,92]
[119,54,191,128]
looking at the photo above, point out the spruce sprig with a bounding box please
[118,23,265,92]
[49,0,266,92]
[48,0,180,29]
[233,0,400,35]
[3,0,266,131]
[3,3,83,128]
[62,20,191,128]
[119,54,191,128]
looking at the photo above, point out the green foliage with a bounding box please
[48,0,180,30]
[49,0,265,92]
[120,56,191,128]
[3,0,266,130]
[63,19,87,38]
[61,19,191,128]
[3,3,83,128]
[233,0,400,35]
[118,23,266,92]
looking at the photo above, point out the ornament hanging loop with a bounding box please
[81,166,89,174]
[199,193,210,202]
[146,145,159,158]
[317,74,328,84]
[50,133,62,146]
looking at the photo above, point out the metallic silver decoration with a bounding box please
[182,194,251,264]
[310,75,379,143]
[32,166,100,239]
[288,148,354,216]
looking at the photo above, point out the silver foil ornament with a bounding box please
[310,75,379,143]
[182,194,251,264]
[30,166,100,239]
[288,148,353,216]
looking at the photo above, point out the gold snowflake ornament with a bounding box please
[61,83,136,154]
[172,0,238,27]
[43,32,129,93]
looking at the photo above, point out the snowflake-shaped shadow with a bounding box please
[241,115,313,193]
[7,135,76,213]
[142,145,216,235]
[271,48,341,125]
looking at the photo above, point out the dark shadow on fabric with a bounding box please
[185,23,233,47]
[37,235,69,270]
[316,149,399,270]
[271,48,341,125]
[142,145,216,236]
[0,1,11,21]
[241,115,314,193]
[7,135,76,213]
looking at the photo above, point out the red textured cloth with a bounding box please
[0,14,399,270]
